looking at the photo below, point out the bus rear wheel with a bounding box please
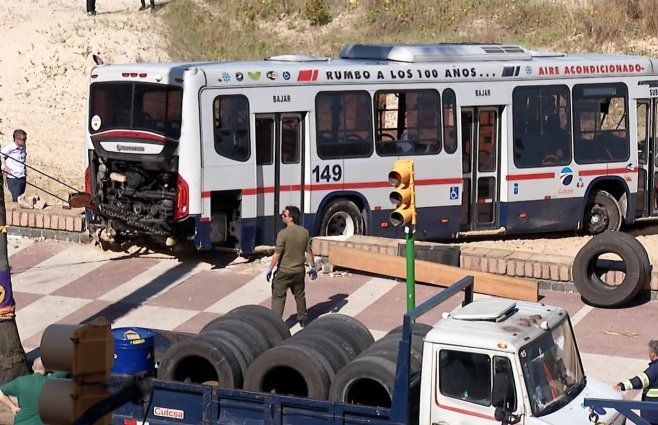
[319,199,365,237]
[584,190,621,235]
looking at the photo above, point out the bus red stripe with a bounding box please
[579,167,638,176]
[201,191,211,198]
[506,172,555,181]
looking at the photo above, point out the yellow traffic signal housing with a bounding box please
[388,159,416,227]
[39,318,113,425]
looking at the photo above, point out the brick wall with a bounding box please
[5,205,85,233]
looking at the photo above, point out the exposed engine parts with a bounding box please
[91,158,178,237]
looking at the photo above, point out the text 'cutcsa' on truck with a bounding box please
[115,277,624,425]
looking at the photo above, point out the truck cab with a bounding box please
[420,297,624,425]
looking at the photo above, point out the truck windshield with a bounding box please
[519,318,585,417]
[89,82,183,139]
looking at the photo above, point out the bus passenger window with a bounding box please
[213,95,250,162]
[315,91,373,159]
[573,83,629,164]
[512,85,571,168]
[375,90,441,156]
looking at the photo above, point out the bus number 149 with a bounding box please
[312,165,342,183]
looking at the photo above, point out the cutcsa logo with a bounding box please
[560,167,573,186]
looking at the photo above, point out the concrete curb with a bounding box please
[7,225,90,244]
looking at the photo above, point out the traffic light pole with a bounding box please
[405,225,416,312]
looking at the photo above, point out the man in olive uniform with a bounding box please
[266,205,317,327]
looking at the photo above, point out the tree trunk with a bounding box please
[0,172,28,384]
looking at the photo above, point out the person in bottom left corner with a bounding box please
[1,129,27,202]
[0,357,67,425]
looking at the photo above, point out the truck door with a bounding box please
[255,112,305,244]
[430,347,523,425]
[635,99,658,217]
[460,107,501,231]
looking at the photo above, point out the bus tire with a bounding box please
[305,314,374,354]
[572,232,647,307]
[328,356,397,407]
[583,190,622,235]
[319,199,365,237]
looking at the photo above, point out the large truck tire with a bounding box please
[244,345,332,400]
[386,323,433,337]
[202,329,256,380]
[200,319,270,358]
[305,314,374,354]
[573,232,649,307]
[328,355,397,407]
[209,304,291,345]
[159,334,242,388]
[297,328,354,366]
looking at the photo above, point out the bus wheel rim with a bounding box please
[589,205,608,231]
[326,212,355,236]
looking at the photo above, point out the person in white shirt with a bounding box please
[1,130,27,202]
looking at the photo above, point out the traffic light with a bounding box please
[39,318,113,425]
[388,159,416,227]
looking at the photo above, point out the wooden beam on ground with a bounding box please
[329,246,538,302]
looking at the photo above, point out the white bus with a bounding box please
[84,43,658,251]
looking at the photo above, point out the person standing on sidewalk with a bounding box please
[266,205,317,327]
[1,130,27,202]
[614,339,658,425]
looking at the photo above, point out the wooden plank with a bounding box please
[329,246,538,302]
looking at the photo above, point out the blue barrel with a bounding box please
[112,327,155,376]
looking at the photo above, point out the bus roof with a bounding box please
[91,43,658,86]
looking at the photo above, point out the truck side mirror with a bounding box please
[494,407,521,425]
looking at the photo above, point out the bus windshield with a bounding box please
[519,318,585,417]
[89,82,183,139]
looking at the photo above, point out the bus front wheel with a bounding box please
[583,190,622,235]
[319,199,365,237]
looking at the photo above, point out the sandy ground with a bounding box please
[0,0,168,204]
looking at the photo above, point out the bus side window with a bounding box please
[512,85,571,168]
[374,89,441,156]
[315,91,373,159]
[213,95,250,162]
[573,83,629,164]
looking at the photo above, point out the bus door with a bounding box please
[460,107,500,231]
[635,99,658,217]
[255,112,305,244]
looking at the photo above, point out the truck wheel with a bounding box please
[244,345,331,400]
[328,356,397,407]
[305,314,374,354]
[212,304,291,345]
[573,232,648,307]
[319,199,365,237]
[159,334,241,389]
[583,191,622,235]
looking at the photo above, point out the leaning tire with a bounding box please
[158,334,242,388]
[319,199,365,237]
[583,190,622,235]
[573,232,647,307]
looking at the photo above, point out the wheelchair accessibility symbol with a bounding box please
[449,186,459,200]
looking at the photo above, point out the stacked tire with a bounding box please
[573,232,650,307]
[158,305,290,388]
[244,314,374,400]
[328,323,432,408]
